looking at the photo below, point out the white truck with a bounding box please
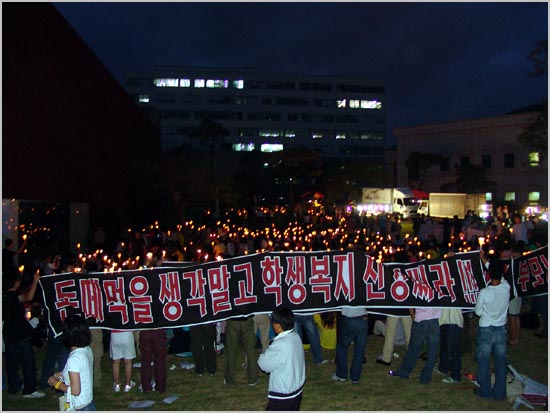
[360,187,420,219]
[427,193,489,219]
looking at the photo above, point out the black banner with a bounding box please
[39,247,547,336]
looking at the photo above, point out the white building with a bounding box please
[124,66,386,160]
[393,106,548,212]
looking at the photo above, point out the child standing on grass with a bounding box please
[258,307,305,411]
[109,330,136,392]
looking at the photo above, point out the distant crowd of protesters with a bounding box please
[2,204,547,408]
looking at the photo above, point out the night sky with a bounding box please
[53,2,548,145]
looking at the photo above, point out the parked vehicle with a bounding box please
[427,193,489,219]
[417,199,429,216]
[359,187,421,219]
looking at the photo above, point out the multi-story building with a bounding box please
[393,105,548,213]
[124,66,386,160]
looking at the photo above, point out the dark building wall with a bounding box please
[3,3,161,230]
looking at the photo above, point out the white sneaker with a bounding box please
[442,377,460,384]
[113,382,121,392]
[23,391,45,398]
[124,381,136,392]
[433,367,446,376]
[331,374,346,382]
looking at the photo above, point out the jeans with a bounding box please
[475,325,507,400]
[396,319,439,384]
[294,315,324,364]
[438,324,462,381]
[5,338,38,395]
[39,333,70,388]
[532,296,548,335]
[335,316,368,382]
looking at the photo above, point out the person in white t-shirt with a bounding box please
[47,312,95,410]
[474,255,510,400]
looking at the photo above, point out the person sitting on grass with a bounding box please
[258,307,305,411]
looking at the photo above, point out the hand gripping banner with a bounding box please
[39,247,547,336]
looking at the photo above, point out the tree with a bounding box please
[321,160,392,205]
[187,118,231,214]
[405,151,441,190]
[268,146,321,206]
[140,148,212,224]
[187,117,230,173]
[454,162,497,193]
[527,40,548,77]
[518,41,548,159]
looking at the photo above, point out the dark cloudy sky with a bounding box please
[54,2,547,144]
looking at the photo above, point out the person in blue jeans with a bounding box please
[474,257,510,400]
[389,307,441,385]
[436,308,464,384]
[294,314,327,365]
[332,307,368,383]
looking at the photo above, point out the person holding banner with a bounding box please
[109,330,136,392]
[473,257,510,400]
[333,306,369,384]
[294,314,328,366]
[389,306,441,385]
[224,315,258,387]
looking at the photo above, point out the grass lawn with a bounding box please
[2,313,547,411]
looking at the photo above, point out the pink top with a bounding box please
[414,307,441,322]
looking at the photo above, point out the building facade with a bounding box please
[4,3,162,244]
[124,66,386,160]
[393,108,548,213]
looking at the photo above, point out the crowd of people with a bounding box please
[2,205,548,410]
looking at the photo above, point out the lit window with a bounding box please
[350,100,360,108]
[179,78,191,87]
[232,143,255,152]
[206,79,229,88]
[485,192,493,202]
[361,100,382,109]
[529,152,540,167]
[194,79,205,88]
[233,80,244,89]
[260,130,283,137]
[504,192,516,202]
[528,192,540,202]
[153,78,179,87]
[261,144,283,152]
[138,94,149,103]
[312,133,323,139]
[336,133,346,139]
[337,99,347,108]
